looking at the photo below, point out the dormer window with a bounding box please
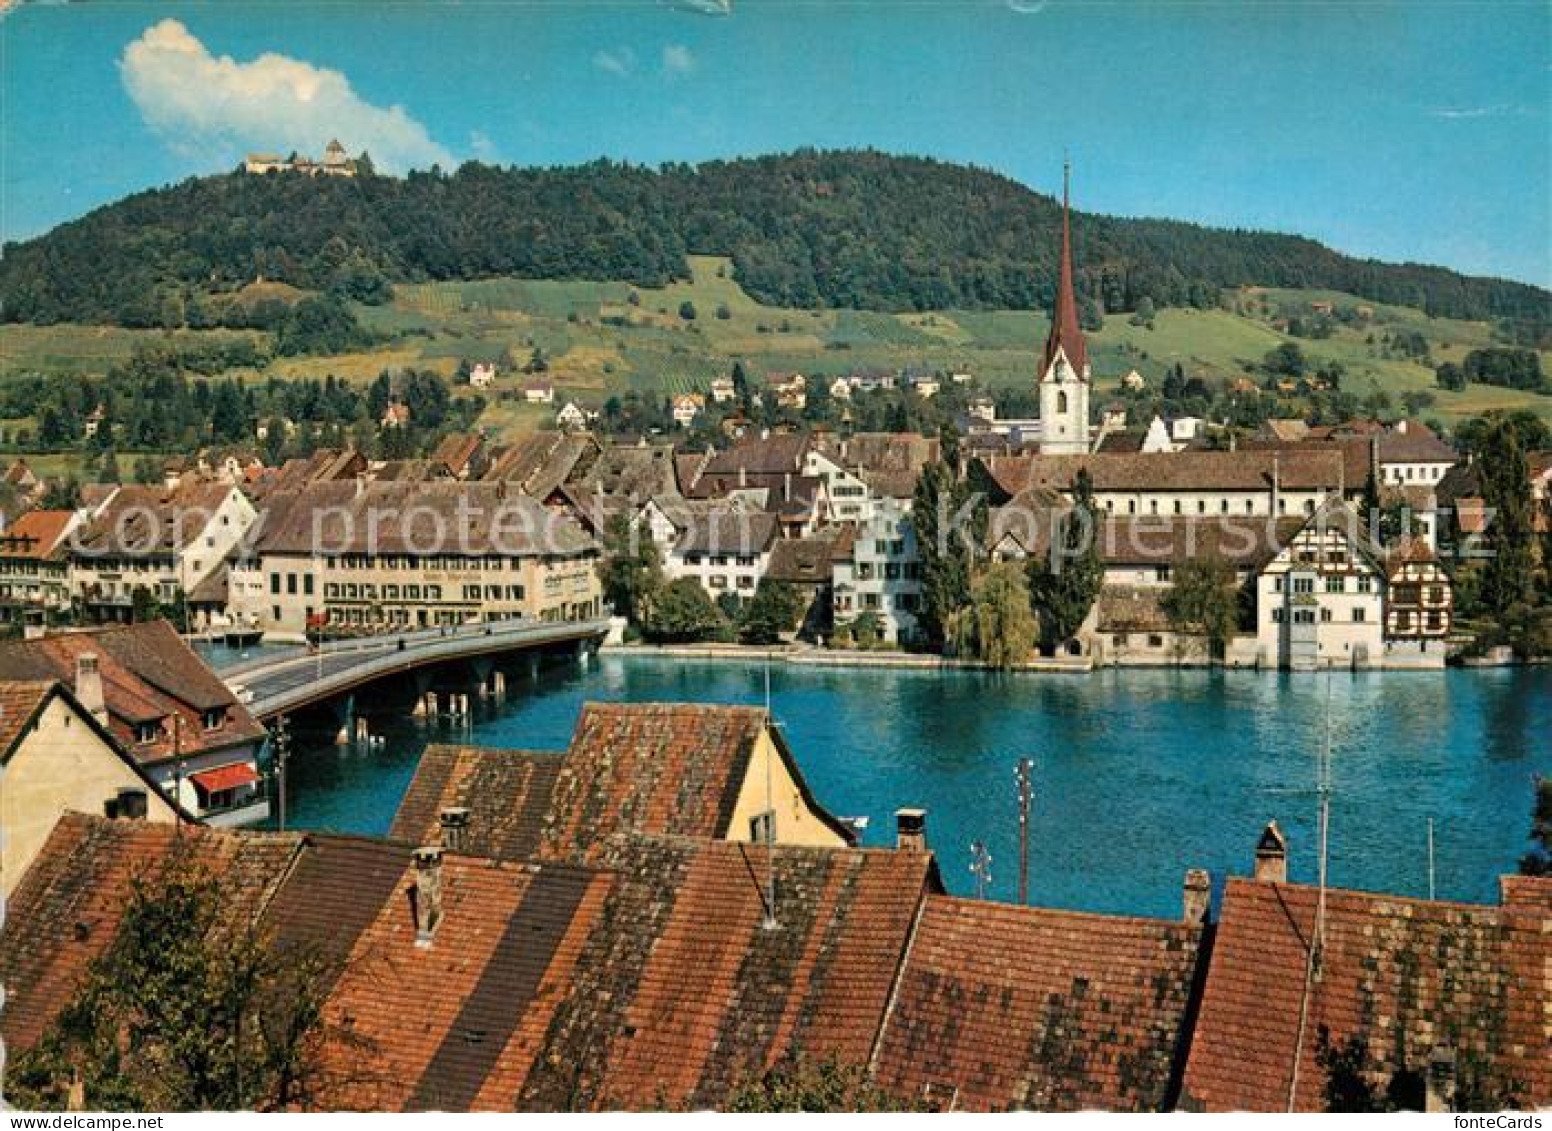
[134,720,162,744]
[202,707,227,731]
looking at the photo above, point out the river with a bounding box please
[272,654,1550,919]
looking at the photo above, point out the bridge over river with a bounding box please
[212,618,611,726]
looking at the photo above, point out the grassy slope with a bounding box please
[4,258,1548,446]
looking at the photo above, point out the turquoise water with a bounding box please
[279,656,1551,919]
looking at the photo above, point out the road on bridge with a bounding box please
[219,618,611,721]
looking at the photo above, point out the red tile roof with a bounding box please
[0,509,75,561]
[1181,875,1552,1111]
[388,745,561,860]
[0,621,265,765]
[516,835,935,1110]
[0,814,302,1054]
[874,895,1204,1111]
[539,702,853,862]
[0,679,58,759]
[390,703,855,864]
[978,449,1347,500]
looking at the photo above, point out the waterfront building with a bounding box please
[0,678,182,893]
[391,702,856,859]
[230,481,601,638]
[0,621,268,825]
[1382,538,1454,668]
[66,481,257,626]
[0,509,79,624]
[1255,500,1386,670]
[831,498,922,644]
[663,510,779,598]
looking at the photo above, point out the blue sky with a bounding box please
[2,0,1548,286]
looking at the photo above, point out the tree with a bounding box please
[740,578,805,644]
[678,300,698,321]
[1435,361,1468,392]
[1520,776,1552,877]
[1026,471,1103,649]
[1477,416,1536,615]
[8,848,335,1111]
[727,1056,915,1113]
[1161,553,1241,658]
[597,514,663,624]
[911,460,983,652]
[952,561,1036,669]
[641,578,725,643]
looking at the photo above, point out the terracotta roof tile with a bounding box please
[1181,876,1552,1111]
[0,814,302,1055]
[516,835,933,1110]
[874,895,1205,1111]
[388,745,561,860]
[0,621,265,764]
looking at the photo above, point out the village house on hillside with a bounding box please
[244,138,360,177]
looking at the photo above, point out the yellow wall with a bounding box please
[1,695,178,894]
[728,729,849,849]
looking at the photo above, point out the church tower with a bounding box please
[1037,162,1092,455]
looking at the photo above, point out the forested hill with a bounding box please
[2,150,1546,338]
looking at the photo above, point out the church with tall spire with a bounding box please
[1036,161,1093,455]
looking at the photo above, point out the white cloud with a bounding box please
[662,44,695,76]
[120,19,454,173]
[671,0,732,15]
[592,47,636,76]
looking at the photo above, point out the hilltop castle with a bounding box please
[244,138,358,178]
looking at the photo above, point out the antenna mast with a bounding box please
[1427,818,1436,901]
[761,654,778,930]
[1015,758,1033,905]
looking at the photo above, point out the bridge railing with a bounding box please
[242,617,610,718]
[219,617,552,680]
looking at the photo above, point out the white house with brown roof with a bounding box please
[0,509,80,621]
[665,511,780,599]
[66,482,256,626]
[831,499,922,644]
[1255,501,1385,670]
[0,678,183,894]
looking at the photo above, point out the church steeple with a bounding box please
[1042,159,1088,378]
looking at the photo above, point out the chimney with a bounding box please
[114,787,149,821]
[1254,821,1288,884]
[1271,453,1282,515]
[439,806,470,852]
[739,465,748,488]
[1425,1047,1457,1113]
[412,846,444,947]
[783,471,793,501]
[75,653,107,725]
[1183,868,1211,926]
[895,808,927,852]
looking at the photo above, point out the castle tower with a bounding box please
[1037,161,1092,455]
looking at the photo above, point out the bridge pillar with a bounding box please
[490,670,506,699]
[334,694,357,746]
[576,637,590,668]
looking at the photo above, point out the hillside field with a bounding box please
[3,256,1548,444]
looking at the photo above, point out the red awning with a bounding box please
[190,762,260,793]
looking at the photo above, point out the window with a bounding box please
[202,707,226,731]
[270,573,281,595]
[134,720,161,744]
[286,574,297,596]
[1272,609,1284,623]
[1326,577,1344,593]
[1320,608,1333,623]
[1155,565,1172,583]
[710,575,727,589]
[303,574,314,596]
[749,810,775,845]
[1357,576,1373,593]
[737,576,753,590]
[1056,390,1068,414]
[1293,577,1315,595]
[1148,634,1164,648]
[1353,607,1367,622]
